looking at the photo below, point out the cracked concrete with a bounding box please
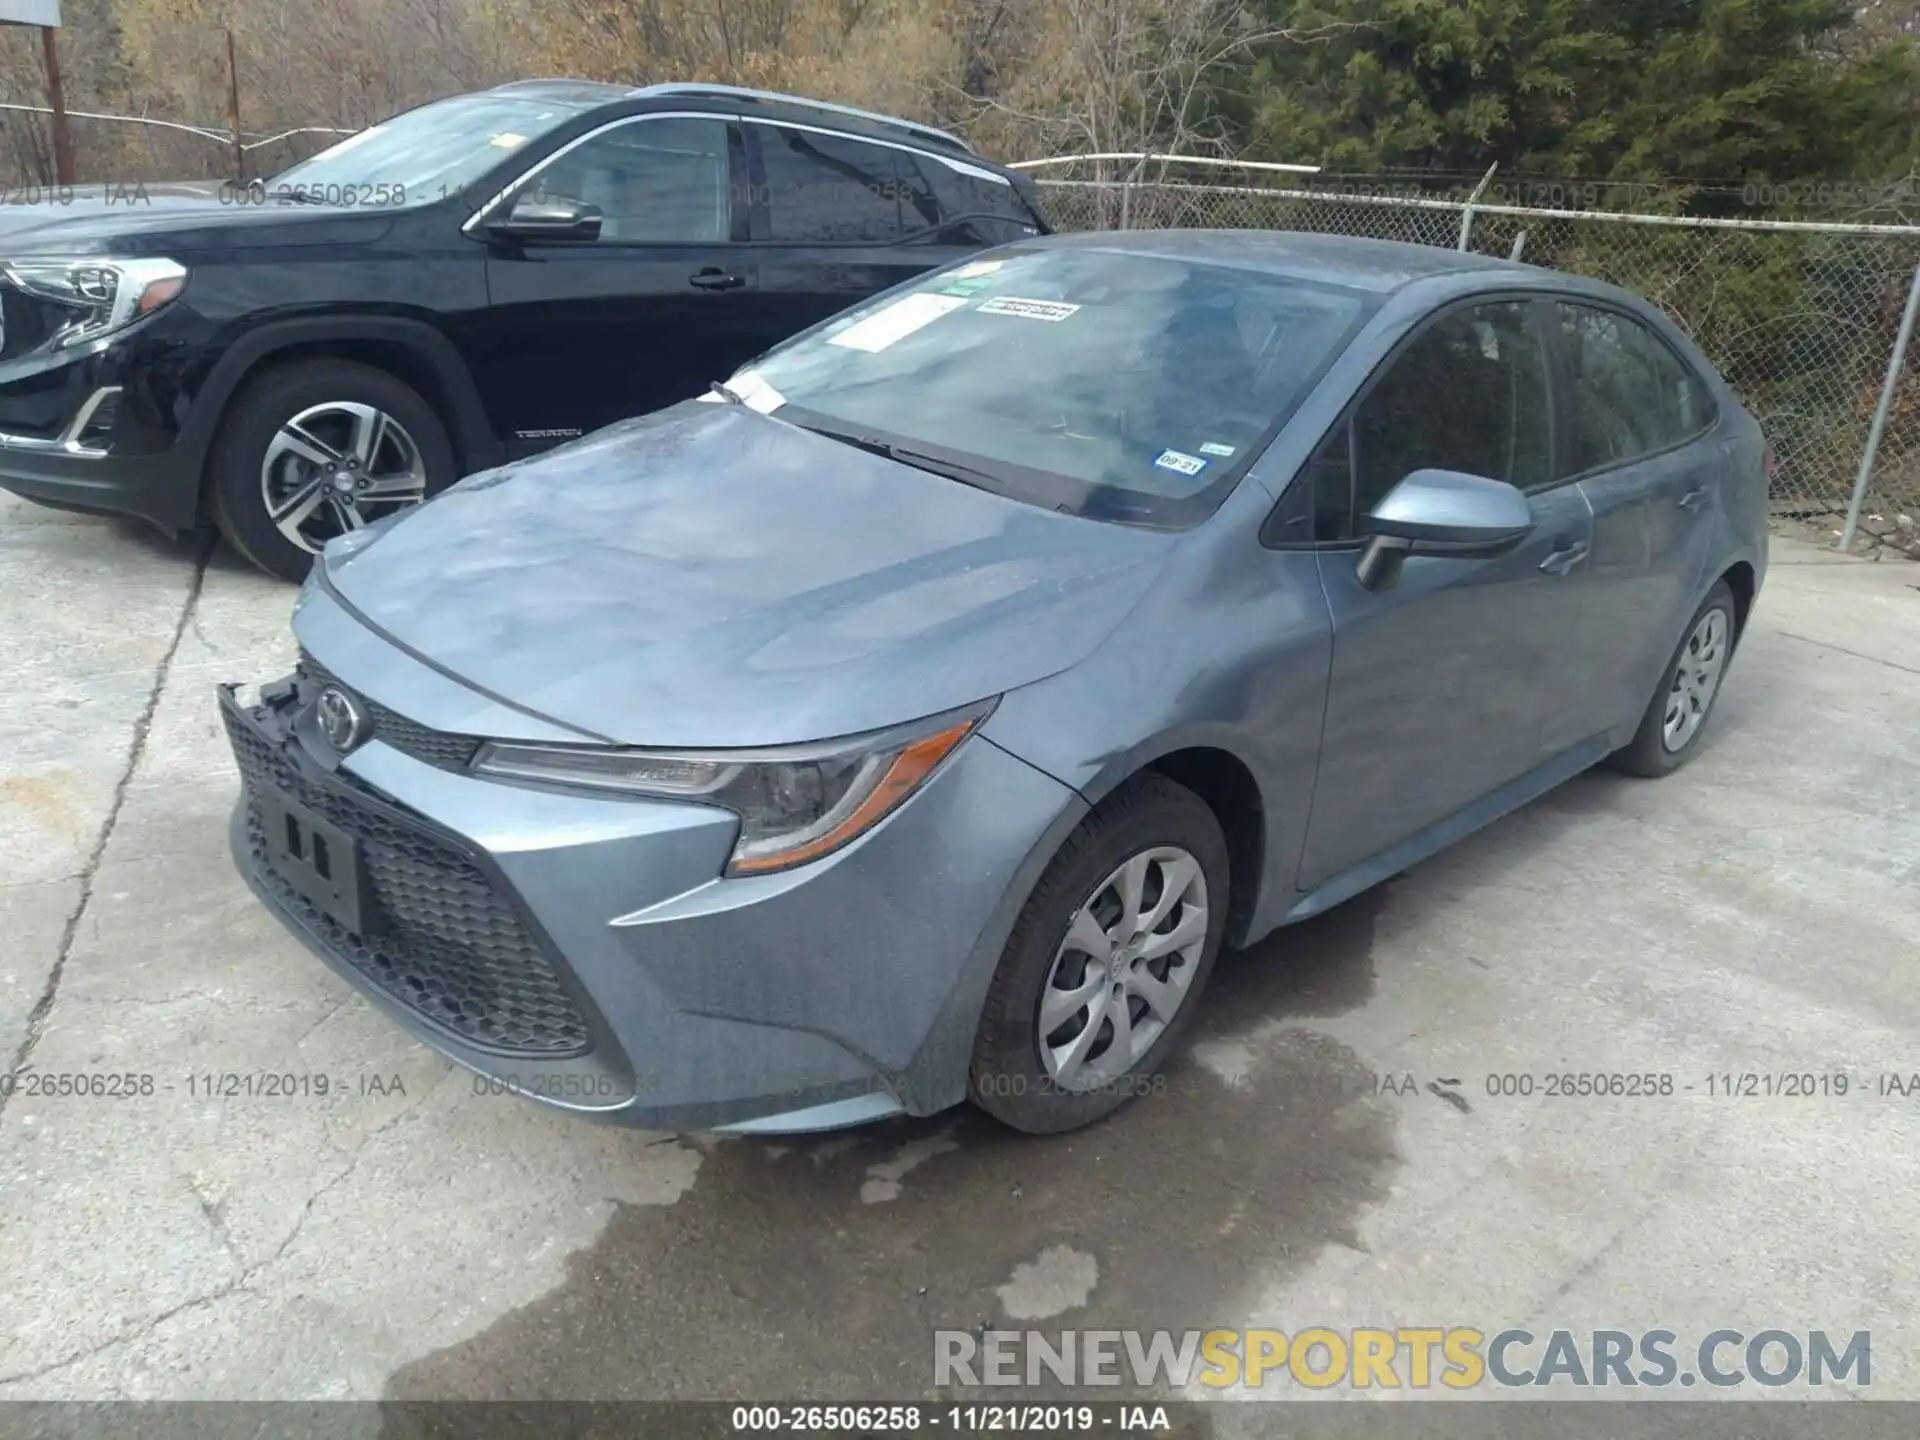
[1,525,212,1130]
[1,498,1916,1405]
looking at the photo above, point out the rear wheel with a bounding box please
[970,774,1228,1134]
[1608,580,1737,777]
[208,358,455,582]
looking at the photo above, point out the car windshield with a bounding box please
[737,246,1372,527]
[269,95,577,205]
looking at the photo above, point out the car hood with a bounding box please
[0,186,393,253]
[321,402,1176,747]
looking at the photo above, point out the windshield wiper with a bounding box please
[709,380,745,404]
[882,443,1006,494]
[792,421,1003,494]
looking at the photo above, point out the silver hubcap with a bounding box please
[1663,607,1730,752]
[260,401,427,553]
[1038,847,1208,1092]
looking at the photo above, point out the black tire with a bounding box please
[970,773,1229,1134]
[208,358,456,583]
[1607,579,1738,778]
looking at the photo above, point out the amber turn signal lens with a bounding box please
[137,276,186,314]
[725,718,977,875]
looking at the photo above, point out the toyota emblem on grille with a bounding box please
[315,685,370,753]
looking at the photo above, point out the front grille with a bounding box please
[298,652,482,772]
[224,701,592,1057]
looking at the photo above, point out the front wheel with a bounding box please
[970,774,1229,1134]
[208,358,456,582]
[1608,580,1738,777]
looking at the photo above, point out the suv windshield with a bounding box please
[738,246,1372,527]
[269,95,578,206]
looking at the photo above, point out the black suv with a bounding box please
[0,81,1047,579]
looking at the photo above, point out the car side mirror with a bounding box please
[488,192,603,242]
[1354,468,1534,590]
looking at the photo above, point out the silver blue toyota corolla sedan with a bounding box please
[222,230,1766,1135]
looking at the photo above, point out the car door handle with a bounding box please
[1539,540,1590,576]
[688,268,745,291]
[1677,487,1708,511]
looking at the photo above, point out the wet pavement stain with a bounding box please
[381,891,1396,1406]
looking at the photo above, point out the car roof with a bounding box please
[1037,228,1549,294]
[485,79,634,108]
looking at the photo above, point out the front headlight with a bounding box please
[1,256,188,350]
[471,700,996,876]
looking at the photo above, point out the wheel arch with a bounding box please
[1719,558,1757,642]
[187,314,503,520]
[1079,740,1271,948]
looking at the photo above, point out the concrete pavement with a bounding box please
[0,494,1914,1405]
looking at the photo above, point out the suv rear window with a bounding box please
[898,154,1043,245]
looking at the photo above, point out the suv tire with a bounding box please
[209,358,456,582]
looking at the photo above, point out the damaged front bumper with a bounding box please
[218,658,1081,1133]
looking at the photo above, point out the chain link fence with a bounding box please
[1033,175,1920,527]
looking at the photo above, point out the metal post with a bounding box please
[1118,154,1148,231]
[1841,261,1920,551]
[1509,229,1528,261]
[225,28,244,182]
[40,25,74,186]
[1458,162,1496,251]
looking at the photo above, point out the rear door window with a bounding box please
[751,123,902,244]
[1556,302,1715,474]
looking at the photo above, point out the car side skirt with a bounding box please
[1275,733,1615,928]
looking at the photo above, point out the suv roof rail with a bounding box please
[628,82,976,156]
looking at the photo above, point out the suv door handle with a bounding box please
[1539,540,1590,576]
[1677,487,1708,511]
[689,268,745,291]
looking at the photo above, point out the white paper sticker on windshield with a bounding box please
[1198,441,1237,457]
[1154,449,1208,477]
[977,296,1079,322]
[728,370,786,414]
[490,132,530,149]
[951,259,1005,279]
[827,292,969,353]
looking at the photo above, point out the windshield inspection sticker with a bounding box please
[1197,441,1237,457]
[1154,449,1209,477]
[489,132,529,149]
[977,296,1080,321]
[828,292,969,353]
[951,259,1005,279]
